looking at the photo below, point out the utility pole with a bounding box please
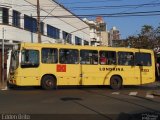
[37,0,41,43]
[1,28,5,89]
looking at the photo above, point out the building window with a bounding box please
[47,25,60,39]
[42,48,58,64]
[80,50,98,65]
[3,8,9,24]
[75,36,82,45]
[59,49,79,64]
[40,22,44,35]
[24,15,37,32]
[84,40,89,45]
[0,8,9,24]
[0,8,2,22]
[63,31,72,44]
[13,10,20,27]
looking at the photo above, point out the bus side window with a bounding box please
[99,51,116,65]
[91,52,98,64]
[135,53,151,66]
[80,50,98,65]
[99,52,107,65]
[59,49,79,64]
[42,48,58,64]
[118,52,134,66]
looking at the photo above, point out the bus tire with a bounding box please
[110,76,122,90]
[41,75,56,90]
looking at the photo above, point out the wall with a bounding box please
[0,0,90,44]
[0,49,7,84]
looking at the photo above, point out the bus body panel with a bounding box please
[56,64,81,85]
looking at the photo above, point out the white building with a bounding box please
[0,0,90,81]
[83,17,108,46]
[0,0,90,45]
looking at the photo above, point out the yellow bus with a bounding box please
[8,43,155,90]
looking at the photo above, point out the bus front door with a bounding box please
[135,52,155,85]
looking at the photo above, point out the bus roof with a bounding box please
[20,42,153,53]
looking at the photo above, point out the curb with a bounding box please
[148,90,160,96]
[141,81,160,88]
[152,90,160,96]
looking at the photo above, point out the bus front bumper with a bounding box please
[8,76,21,86]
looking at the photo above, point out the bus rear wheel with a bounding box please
[41,75,56,90]
[110,76,122,90]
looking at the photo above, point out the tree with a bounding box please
[141,25,153,35]
[126,36,138,48]
[126,24,160,49]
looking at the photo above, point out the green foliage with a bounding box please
[125,24,160,49]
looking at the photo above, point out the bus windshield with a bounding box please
[21,49,39,68]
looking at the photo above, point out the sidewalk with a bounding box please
[142,81,160,96]
[0,82,3,89]
[141,81,160,87]
[152,90,160,96]
[0,82,8,90]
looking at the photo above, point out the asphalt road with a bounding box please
[0,86,160,120]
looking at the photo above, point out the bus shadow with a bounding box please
[8,85,110,91]
[7,84,159,91]
[7,79,160,91]
[8,86,42,91]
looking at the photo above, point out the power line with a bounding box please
[118,0,160,14]
[15,3,160,12]
[69,3,160,9]
[2,10,159,18]
[102,13,160,17]
[1,1,160,11]
[68,3,160,10]
[41,5,58,22]
[0,0,121,7]
[2,3,158,12]
[57,0,123,5]
[1,1,160,18]
[2,2,159,8]
[35,10,160,17]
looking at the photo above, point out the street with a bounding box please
[0,85,160,120]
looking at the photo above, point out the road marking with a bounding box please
[112,92,120,95]
[129,92,138,96]
[146,94,154,99]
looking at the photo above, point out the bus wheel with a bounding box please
[41,75,56,90]
[110,76,122,90]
